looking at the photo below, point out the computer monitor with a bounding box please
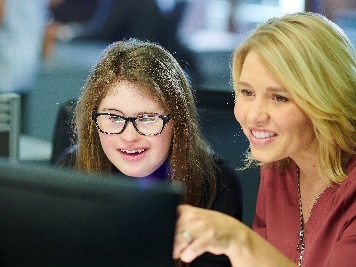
[0,94,21,159]
[0,160,183,267]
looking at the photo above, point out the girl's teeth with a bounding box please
[122,149,144,154]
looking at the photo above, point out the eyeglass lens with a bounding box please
[95,114,166,135]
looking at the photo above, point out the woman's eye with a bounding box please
[273,94,289,102]
[240,89,254,97]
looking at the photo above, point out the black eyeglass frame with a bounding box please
[92,112,171,136]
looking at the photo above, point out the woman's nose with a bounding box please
[247,100,270,125]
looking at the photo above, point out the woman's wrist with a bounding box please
[225,222,270,266]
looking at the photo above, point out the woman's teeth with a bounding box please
[251,130,274,139]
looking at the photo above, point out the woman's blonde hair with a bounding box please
[73,39,217,207]
[233,12,356,183]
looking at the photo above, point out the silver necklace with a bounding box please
[296,167,305,267]
[296,167,329,267]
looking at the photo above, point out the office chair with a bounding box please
[50,99,76,165]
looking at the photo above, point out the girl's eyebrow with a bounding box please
[101,108,161,116]
[102,108,123,113]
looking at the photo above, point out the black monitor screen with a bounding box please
[0,132,10,157]
[0,160,182,267]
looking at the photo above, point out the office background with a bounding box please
[9,0,356,226]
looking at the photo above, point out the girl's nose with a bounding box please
[120,122,140,142]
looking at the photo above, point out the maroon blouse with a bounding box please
[253,155,356,266]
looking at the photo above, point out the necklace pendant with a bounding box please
[299,229,304,239]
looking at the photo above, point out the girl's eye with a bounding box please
[138,116,157,124]
[110,116,125,123]
[272,94,289,102]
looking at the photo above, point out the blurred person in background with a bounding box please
[0,0,62,133]
[49,0,198,81]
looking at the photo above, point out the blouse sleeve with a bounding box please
[328,175,356,267]
[329,225,356,267]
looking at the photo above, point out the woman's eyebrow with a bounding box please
[266,87,287,93]
[238,81,286,92]
[237,81,251,87]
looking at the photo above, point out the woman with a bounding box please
[67,39,242,266]
[173,12,356,266]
